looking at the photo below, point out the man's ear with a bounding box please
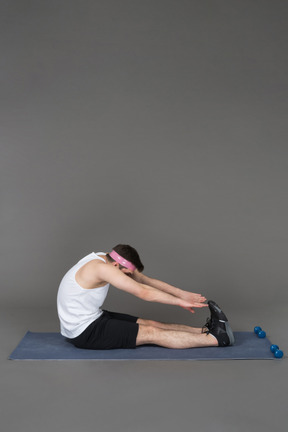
[122,268,132,275]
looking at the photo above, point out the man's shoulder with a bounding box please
[76,259,108,288]
[84,258,106,274]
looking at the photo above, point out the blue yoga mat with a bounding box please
[9,331,276,360]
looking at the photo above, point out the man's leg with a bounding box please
[136,318,203,334]
[136,324,218,348]
[135,300,234,348]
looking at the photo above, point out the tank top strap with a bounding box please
[94,252,107,262]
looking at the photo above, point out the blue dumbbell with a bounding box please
[270,344,284,359]
[258,330,266,338]
[254,326,266,338]
[274,349,284,359]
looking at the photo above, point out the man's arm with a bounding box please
[97,263,197,312]
[133,271,207,307]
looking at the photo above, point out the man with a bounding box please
[57,244,234,350]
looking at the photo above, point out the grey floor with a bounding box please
[1,305,287,432]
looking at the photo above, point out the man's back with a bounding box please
[57,252,109,338]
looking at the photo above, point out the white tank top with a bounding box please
[57,252,109,338]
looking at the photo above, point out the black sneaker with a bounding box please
[202,300,228,332]
[208,300,229,322]
[208,320,235,347]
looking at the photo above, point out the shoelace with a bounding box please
[202,317,216,334]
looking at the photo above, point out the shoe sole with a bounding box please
[224,321,235,346]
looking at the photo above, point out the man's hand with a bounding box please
[178,298,208,313]
[180,290,208,306]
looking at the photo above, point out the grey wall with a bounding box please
[1,1,287,324]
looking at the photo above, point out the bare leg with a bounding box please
[136,324,218,349]
[136,318,203,334]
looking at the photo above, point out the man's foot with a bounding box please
[208,300,229,321]
[202,300,234,346]
[207,320,235,346]
[202,300,229,332]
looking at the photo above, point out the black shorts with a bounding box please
[68,310,139,350]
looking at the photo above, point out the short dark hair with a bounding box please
[106,244,144,272]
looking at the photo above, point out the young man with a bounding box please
[57,244,234,350]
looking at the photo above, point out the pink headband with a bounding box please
[109,250,136,271]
